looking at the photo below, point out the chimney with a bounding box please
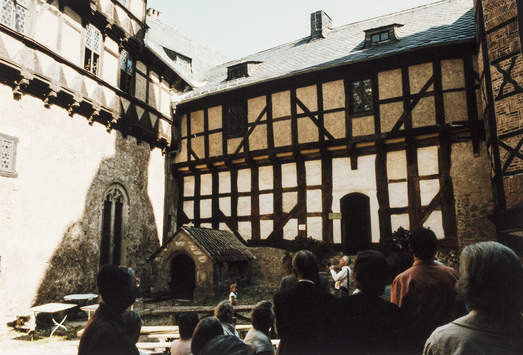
[310,10,332,40]
[147,8,162,22]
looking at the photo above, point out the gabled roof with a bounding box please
[145,17,232,88]
[152,226,254,263]
[176,0,475,103]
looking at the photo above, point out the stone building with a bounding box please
[474,0,523,248]
[149,226,254,301]
[171,0,496,253]
[0,0,228,318]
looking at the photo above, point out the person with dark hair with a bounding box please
[273,250,334,354]
[324,250,407,354]
[199,335,253,355]
[215,300,240,337]
[171,312,199,355]
[424,242,523,354]
[243,301,275,355]
[280,252,330,293]
[78,264,141,355]
[191,316,224,355]
[390,227,464,353]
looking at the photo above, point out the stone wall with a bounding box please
[451,141,497,248]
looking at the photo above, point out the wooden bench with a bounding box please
[152,305,256,323]
[140,325,179,334]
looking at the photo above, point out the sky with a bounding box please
[146,0,443,59]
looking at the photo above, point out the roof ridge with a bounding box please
[146,17,232,60]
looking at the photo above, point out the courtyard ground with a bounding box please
[0,284,279,355]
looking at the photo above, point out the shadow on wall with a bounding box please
[33,133,162,305]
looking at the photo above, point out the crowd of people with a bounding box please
[77,227,523,355]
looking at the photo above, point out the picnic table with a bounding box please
[28,302,77,336]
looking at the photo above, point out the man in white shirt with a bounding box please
[330,255,351,297]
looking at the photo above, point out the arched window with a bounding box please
[100,184,129,267]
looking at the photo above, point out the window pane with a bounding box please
[372,34,380,43]
[228,103,245,136]
[14,3,26,33]
[363,79,373,111]
[352,81,363,112]
[0,0,14,28]
[380,31,389,41]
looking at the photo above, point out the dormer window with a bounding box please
[372,31,389,43]
[163,47,192,71]
[364,24,402,47]
[227,61,262,81]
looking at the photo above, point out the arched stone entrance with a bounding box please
[169,253,196,300]
[341,192,371,254]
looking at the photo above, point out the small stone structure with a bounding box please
[150,227,254,301]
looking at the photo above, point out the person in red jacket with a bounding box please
[390,227,464,353]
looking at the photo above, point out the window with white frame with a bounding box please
[0,133,18,178]
[119,49,134,94]
[84,24,102,75]
[0,0,29,33]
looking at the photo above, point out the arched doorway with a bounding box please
[341,193,371,254]
[169,253,196,300]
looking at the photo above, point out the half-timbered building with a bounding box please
[172,0,496,253]
[474,0,523,249]
[0,1,228,317]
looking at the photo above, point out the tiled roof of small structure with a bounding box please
[182,226,254,262]
[145,17,232,88]
[176,0,474,103]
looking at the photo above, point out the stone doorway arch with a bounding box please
[169,253,196,300]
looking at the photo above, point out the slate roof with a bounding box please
[180,226,254,263]
[176,0,475,103]
[145,17,232,88]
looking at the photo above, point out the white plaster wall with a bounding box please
[237,169,251,192]
[219,171,231,194]
[148,148,165,242]
[331,155,379,243]
[0,86,117,317]
[305,160,322,185]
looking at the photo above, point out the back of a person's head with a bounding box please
[214,300,233,322]
[96,264,135,307]
[199,335,253,355]
[292,250,319,280]
[409,227,438,260]
[178,311,199,340]
[250,300,274,332]
[191,317,224,355]
[458,241,523,315]
[353,250,390,296]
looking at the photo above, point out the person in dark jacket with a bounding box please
[78,264,141,355]
[324,250,408,354]
[273,250,334,355]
